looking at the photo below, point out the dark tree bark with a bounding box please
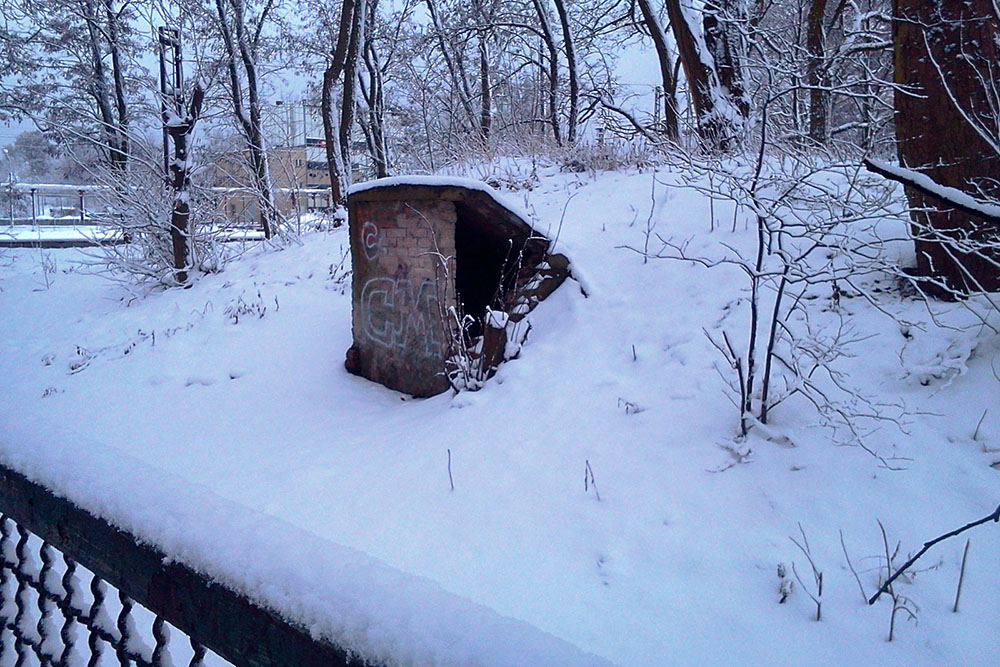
[424,0,477,134]
[806,0,829,143]
[703,0,750,119]
[664,0,743,150]
[552,0,578,144]
[322,0,359,204]
[531,0,562,145]
[636,0,679,141]
[893,0,1000,292]
[339,0,366,181]
[473,0,494,144]
[359,0,389,178]
[80,0,130,172]
[478,35,492,142]
[166,84,205,286]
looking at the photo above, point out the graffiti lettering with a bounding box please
[361,221,381,260]
[361,277,442,357]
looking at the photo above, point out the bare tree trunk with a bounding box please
[478,35,492,143]
[102,0,129,171]
[359,0,388,178]
[425,0,477,132]
[893,0,1000,292]
[806,0,829,143]
[703,0,750,118]
[339,0,366,186]
[79,0,128,172]
[664,0,742,149]
[322,0,358,204]
[636,0,679,141]
[166,84,205,286]
[552,0,578,144]
[531,0,561,145]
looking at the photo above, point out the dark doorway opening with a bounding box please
[454,202,524,336]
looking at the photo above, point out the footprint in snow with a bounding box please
[596,554,611,587]
[184,376,217,387]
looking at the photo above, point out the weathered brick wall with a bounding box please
[348,197,457,396]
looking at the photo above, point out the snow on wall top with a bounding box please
[0,420,609,666]
[348,175,535,227]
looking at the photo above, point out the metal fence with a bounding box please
[0,465,365,667]
[2,183,334,229]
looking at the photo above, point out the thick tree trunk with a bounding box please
[664,0,742,150]
[167,84,205,286]
[636,0,679,141]
[893,0,1000,292]
[323,0,359,205]
[806,0,829,144]
[339,0,365,186]
[703,0,750,118]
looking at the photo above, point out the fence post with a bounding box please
[30,188,37,228]
[78,189,86,225]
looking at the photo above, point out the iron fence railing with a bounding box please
[0,465,366,667]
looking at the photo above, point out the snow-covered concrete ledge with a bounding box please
[0,420,608,666]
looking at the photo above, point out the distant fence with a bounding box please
[1,183,334,228]
[0,464,366,666]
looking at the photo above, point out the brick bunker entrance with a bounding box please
[345,178,570,397]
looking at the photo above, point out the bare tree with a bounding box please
[321,0,362,204]
[636,0,680,141]
[1,0,139,173]
[208,0,285,239]
[552,0,579,144]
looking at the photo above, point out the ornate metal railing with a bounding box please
[0,465,366,666]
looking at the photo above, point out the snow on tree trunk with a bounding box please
[166,84,205,286]
[323,0,360,205]
[664,0,744,150]
[702,1,750,119]
[893,0,1000,293]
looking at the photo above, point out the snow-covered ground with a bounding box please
[1,162,998,665]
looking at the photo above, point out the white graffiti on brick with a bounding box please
[361,221,381,260]
[361,277,442,356]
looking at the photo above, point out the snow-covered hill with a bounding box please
[1,162,997,665]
